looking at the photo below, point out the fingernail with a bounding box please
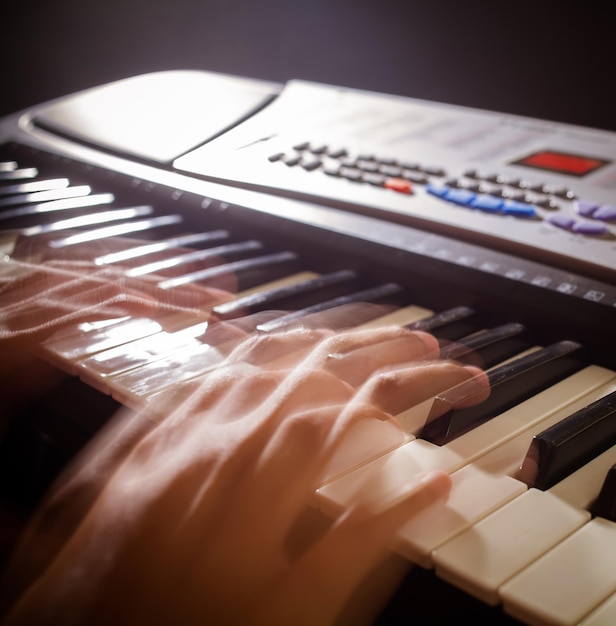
[416,470,452,495]
[413,330,440,356]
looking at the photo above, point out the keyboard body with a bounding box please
[1,70,615,626]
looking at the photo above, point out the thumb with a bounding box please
[262,470,451,626]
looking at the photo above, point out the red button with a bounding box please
[385,177,413,194]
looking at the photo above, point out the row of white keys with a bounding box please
[580,593,616,626]
[41,269,318,375]
[110,339,228,409]
[500,517,616,626]
[75,320,211,393]
[386,372,616,569]
[39,257,297,374]
[74,271,325,404]
[73,271,321,387]
[431,440,616,605]
[85,272,397,405]
[316,366,616,511]
[105,293,433,405]
[40,311,206,374]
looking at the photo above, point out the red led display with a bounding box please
[512,150,609,177]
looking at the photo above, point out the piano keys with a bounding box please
[1,71,616,626]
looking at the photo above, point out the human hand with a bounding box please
[2,322,488,626]
[0,236,232,432]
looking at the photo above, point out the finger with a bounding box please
[320,328,439,387]
[143,366,353,528]
[261,471,451,626]
[180,368,355,537]
[0,260,227,339]
[229,403,386,550]
[357,361,490,416]
[202,405,345,566]
[225,326,331,369]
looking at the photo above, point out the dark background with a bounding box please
[2,0,614,131]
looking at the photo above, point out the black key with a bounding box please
[406,306,477,341]
[212,269,359,319]
[593,464,616,522]
[518,390,616,490]
[439,322,529,369]
[420,340,585,445]
[256,282,403,332]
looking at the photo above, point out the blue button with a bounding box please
[444,188,477,206]
[426,183,450,198]
[470,194,503,213]
[503,201,538,218]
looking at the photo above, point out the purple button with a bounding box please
[576,200,599,217]
[572,220,609,235]
[547,214,576,230]
[594,204,616,222]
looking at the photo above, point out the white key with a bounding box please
[396,464,526,568]
[318,418,411,485]
[316,438,461,516]
[500,517,616,626]
[75,323,210,392]
[41,317,171,373]
[108,341,225,408]
[433,488,590,605]
[579,593,616,626]
[225,270,319,300]
[356,304,433,329]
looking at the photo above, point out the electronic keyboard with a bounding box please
[0,70,615,626]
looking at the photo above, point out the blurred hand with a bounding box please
[2,322,488,626]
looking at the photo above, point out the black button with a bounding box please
[328,148,348,159]
[302,158,322,171]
